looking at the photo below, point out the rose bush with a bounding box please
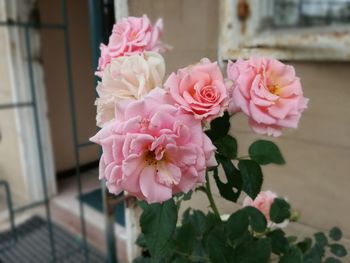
[91,15,347,263]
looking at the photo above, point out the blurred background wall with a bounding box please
[128,0,350,237]
[0,26,29,203]
[38,0,98,173]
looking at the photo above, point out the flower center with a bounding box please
[199,85,218,103]
[130,31,138,40]
[268,84,281,95]
[145,151,158,165]
[145,147,167,166]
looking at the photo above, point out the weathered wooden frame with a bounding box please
[218,0,350,62]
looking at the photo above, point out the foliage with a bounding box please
[134,112,347,263]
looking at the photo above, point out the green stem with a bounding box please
[205,171,221,219]
[235,155,250,160]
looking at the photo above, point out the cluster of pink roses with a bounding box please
[91,15,308,204]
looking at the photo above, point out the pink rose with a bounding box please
[165,58,228,121]
[90,88,217,204]
[243,191,277,221]
[243,190,289,227]
[227,58,309,137]
[97,15,165,75]
[96,44,111,78]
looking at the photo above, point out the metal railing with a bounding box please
[0,0,118,262]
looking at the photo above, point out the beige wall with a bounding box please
[129,0,350,237]
[38,0,99,173]
[0,26,28,203]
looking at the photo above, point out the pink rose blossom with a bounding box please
[96,44,112,78]
[165,58,228,121]
[243,191,277,221]
[90,88,217,204]
[243,191,289,227]
[96,15,166,75]
[227,57,309,137]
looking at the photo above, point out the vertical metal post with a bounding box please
[0,181,16,243]
[60,0,89,261]
[88,1,118,262]
[23,26,57,262]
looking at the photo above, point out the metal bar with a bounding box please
[88,1,118,262]
[0,21,65,29]
[0,181,16,243]
[0,102,33,110]
[60,0,89,262]
[102,185,117,263]
[23,25,57,262]
[13,199,45,213]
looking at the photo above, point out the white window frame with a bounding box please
[218,0,350,62]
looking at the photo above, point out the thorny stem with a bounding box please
[205,171,221,220]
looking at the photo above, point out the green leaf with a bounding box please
[314,232,328,247]
[329,227,342,241]
[179,209,216,260]
[279,246,303,263]
[225,209,249,240]
[268,229,289,255]
[215,135,238,159]
[213,156,242,202]
[330,244,347,257]
[270,198,291,224]
[207,224,233,263]
[234,238,271,263]
[238,160,263,199]
[175,222,197,254]
[135,233,147,248]
[133,257,152,263]
[249,140,285,165]
[140,199,178,259]
[171,257,192,263]
[324,257,342,263]
[205,212,220,233]
[244,206,267,233]
[296,238,312,253]
[182,209,207,236]
[183,190,193,201]
[303,244,325,262]
[287,236,298,244]
[208,111,230,140]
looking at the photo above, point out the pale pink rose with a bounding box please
[243,190,289,228]
[95,52,165,127]
[227,58,309,137]
[96,15,166,75]
[96,44,111,78]
[165,58,228,121]
[243,191,277,221]
[90,88,217,204]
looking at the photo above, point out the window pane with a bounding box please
[273,0,350,27]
